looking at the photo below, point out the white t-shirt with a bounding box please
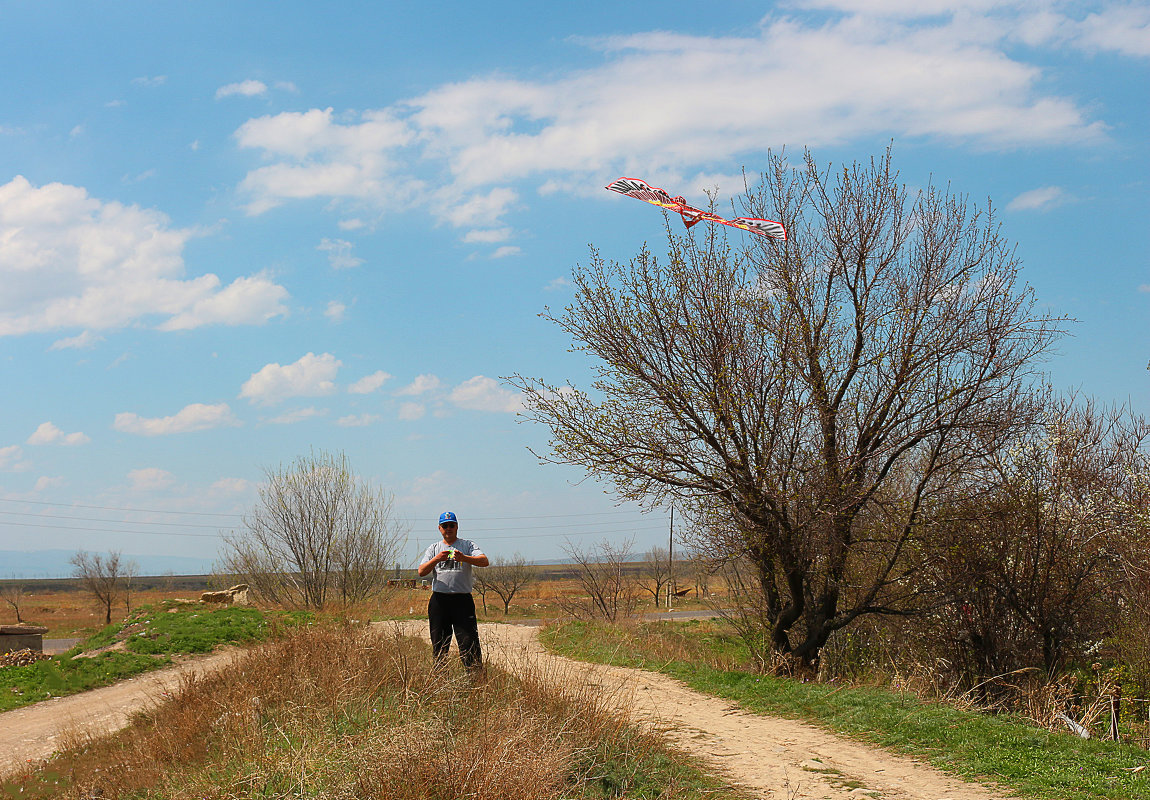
[422,538,485,593]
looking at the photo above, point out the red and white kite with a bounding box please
[606,177,786,241]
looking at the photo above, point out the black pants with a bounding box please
[428,591,482,670]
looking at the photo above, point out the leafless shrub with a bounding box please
[639,546,672,607]
[916,395,1150,686]
[475,554,537,615]
[219,450,407,610]
[70,550,138,625]
[1,581,24,623]
[557,538,639,621]
[123,561,140,615]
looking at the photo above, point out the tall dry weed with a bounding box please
[9,621,709,799]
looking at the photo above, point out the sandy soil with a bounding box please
[2,624,1008,799]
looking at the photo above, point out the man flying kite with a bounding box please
[606,177,786,241]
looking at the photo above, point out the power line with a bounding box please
[0,519,220,539]
[0,507,657,532]
[0,510,228,530]
[0,497,243,518]
[0,501,661,534]
[0,518,670,542]
[0,496,657,523]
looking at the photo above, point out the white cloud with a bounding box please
[317,237,364,269]
[1075,5,1150,58]
[434,187,518,228]
[0,177,289,336]
[27,422,90,446]
[122,168,156,184]
[0,445,27,471]
[236,107,416,215]
[211,477,253,494]
[449,375,523,413]
[268,406,327,425]
[491,245,521,259]
[545,277,571,291]
[338,218,365,230]
[398,402,426,421]
[397,469,452,506]
[33,476,65,492]
[216,79,269,99]
[1007,186,1068,212]
[158,272,289,330]
[128,467,175,491]
[349,370,391,394]
[49,330,104,350]
[240,352,342,405]
[397,374,441,396]
[325,300,347,322]
[114,403,240,436]
[337,413,380,427]
[131,75,167,87]
[230,9,1118,241]
[462,227,513,244]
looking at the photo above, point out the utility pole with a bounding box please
[667,506,674,612]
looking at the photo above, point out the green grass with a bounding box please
[1,603,305,712]
[543,620,1150,800]
[122,605,275,654]
[1,650,166,711]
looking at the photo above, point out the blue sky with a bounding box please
[0,1,1147,576]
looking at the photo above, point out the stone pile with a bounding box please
[0,648,50,667]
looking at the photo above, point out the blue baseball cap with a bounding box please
[438,511,458,525]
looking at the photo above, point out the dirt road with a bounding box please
[468,623,1007,800]
[0,649,240,778]
[2,624,1006,799]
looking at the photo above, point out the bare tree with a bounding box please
[1,582,25,623]
[123,561,140,615]
[473,571,491,613]
[71,550,137,625]
[515,148,1062,670]
[639,547,672,607]
[557,539,639,621]
[220,450,407,610]
[330,489,406,606]
[475,554,537,615]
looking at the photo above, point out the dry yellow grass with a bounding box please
[6,621,738,800]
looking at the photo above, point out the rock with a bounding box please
[199,584,250,606]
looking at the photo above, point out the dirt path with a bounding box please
[468,623,1008,800]
[2,624,1007,799]
[0,649,240,778]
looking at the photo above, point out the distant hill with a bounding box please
[0,550,216,580]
